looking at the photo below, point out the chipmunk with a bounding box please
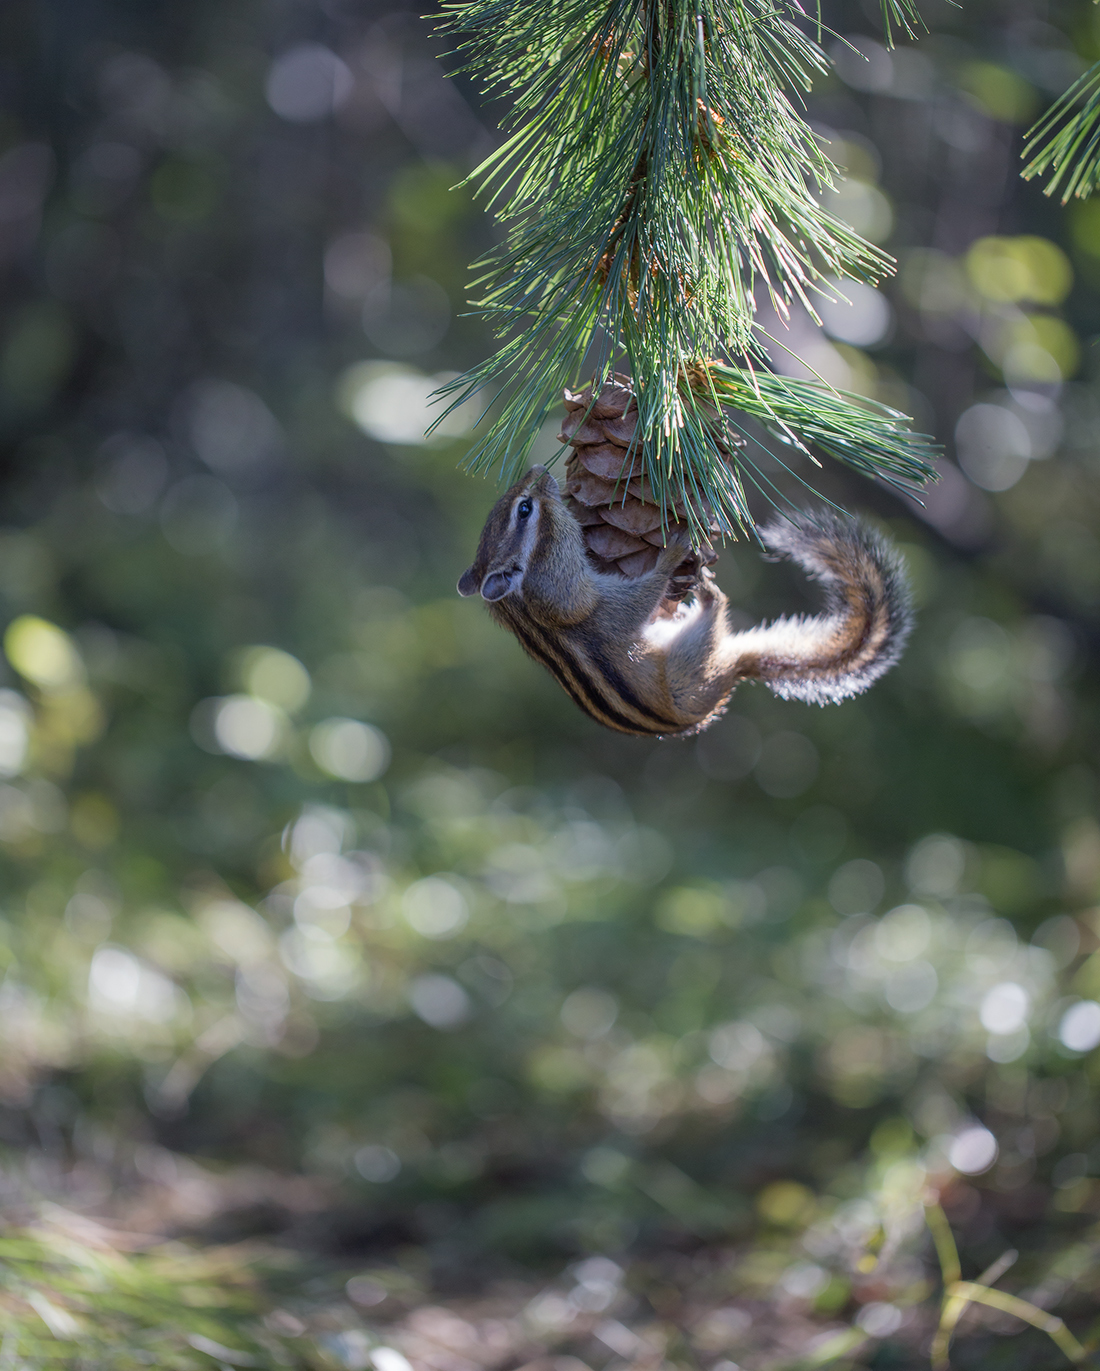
[458,466,912,738]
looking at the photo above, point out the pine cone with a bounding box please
[558,374,727,601]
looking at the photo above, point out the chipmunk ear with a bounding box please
[479,570,515,601]
[457,566,481,597]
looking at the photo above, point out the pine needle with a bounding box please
[1022,60,1100,202]
[876,0,924,46]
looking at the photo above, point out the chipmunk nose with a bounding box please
[531,466,560,499]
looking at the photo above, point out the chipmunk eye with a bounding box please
[516,498,534,520]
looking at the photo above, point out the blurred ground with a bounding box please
[0,0,1099,1365]
[2,1170,1096,1370]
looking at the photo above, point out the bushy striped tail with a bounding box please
[724,511,913,705]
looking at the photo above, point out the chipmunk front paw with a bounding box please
[656,528,693,568]
[664,542,719,599]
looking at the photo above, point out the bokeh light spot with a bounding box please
[884,960,937,1013]
[857,1303,903,1336]
[95,434,168,514]
[266,44,353,123]
[212,696,283,760]
[309,718,390,782]
[948,1126,998,1175]
[561,987,618,1039]
[183,379,283,473]
[355,1144,401,1182]
[239,647,310,713]
[822,178,893,242]
[408,973,471,1029]
[337,362,478,445]
[1058,1000,1100,1053]
[88,945,181,1022]
[401,877,469,939]
[4,615,82,690]
[0,690,31,776]
[874,905,931,961]
[818,280,892,347]
[828,859,885,917]
[979,981,1029,1035]
[830,36,893,93]
[955,404,1031,491]
[966,235,1071,304]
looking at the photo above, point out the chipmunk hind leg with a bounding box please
[653,576,739,727]
[716,511,913,704]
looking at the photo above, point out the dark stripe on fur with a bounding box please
[585,641,683,732]
[506,617,667,737]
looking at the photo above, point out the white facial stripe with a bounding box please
[497,497,539,594]
[520,501,540,560]
[509,498,540,547]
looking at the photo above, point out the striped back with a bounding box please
[492,599,686,738]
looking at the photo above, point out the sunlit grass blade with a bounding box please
[925,1202,1090,1371]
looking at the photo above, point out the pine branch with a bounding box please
[434,0,937,536]
[1022,60,1100,202]
[705,362,938,494]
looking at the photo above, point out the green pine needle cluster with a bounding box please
[1023,60,1100,203]
[435,0,936,537]
[874,0,923,46]
[705,362,939,519]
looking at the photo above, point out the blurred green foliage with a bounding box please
[0,0,1099,1365]
[0,1218,324,1369]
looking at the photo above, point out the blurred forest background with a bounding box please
[0,0,1100,1366]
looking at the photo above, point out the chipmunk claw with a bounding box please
[663,543,718,602]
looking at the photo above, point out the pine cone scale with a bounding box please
[566,470,620,506]
[585,523,651,560]
[599,413,640,447]
[571,443,642,483]
[617,547,660,576]
[564,496,605,526]
[598,497,664,535]
[559,411,639,450]
[558,373,725,598]
[558,417,608,446]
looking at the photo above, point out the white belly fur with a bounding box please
[641,598,703,650]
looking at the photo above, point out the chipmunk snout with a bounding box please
[527,466,560,499]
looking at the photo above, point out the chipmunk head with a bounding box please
[458,466,573,602]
